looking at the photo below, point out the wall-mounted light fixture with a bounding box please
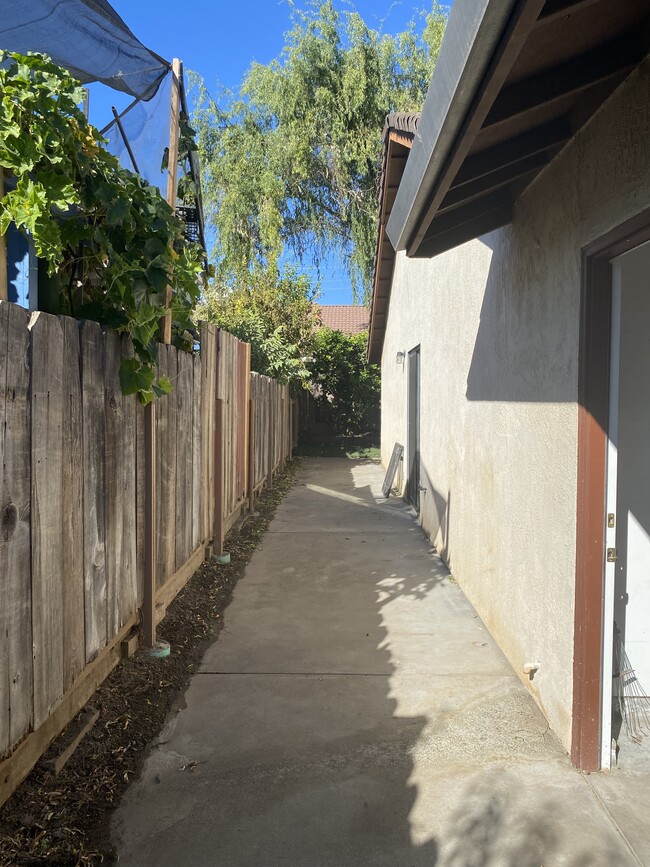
[396,351,405,364]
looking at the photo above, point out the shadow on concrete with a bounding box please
[112,458,634,867]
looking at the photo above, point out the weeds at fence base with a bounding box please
[0,461,298,867]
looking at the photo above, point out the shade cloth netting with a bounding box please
[0,0,170,100]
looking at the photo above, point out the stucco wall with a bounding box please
[380,60,650,751]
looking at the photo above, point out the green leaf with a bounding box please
[106,197,130,226]
[119,357,156,396]
[152,375,173,398]
[145,263,169,293]
[143,237,167,259]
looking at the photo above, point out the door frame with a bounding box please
[573,207,650,771]
[406,345,421,511]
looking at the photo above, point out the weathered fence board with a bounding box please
[135,401,145,608]
[217,331,251,534]
[200,324,216,546]
[192,354,201,551]
[81,321,107,663]
[60,316,84,693]
[175,349,193,569]
[104,333,137,636]
[0,307,295,804]
[156,345,177,587]
[30,312,65,729]
[0,302,32,756]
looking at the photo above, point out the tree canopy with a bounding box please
[193,1,447,301]
[194,268,319,384]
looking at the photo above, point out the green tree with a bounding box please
[193,1,447,300]
[195,268,319,384]
[309,327,380,434]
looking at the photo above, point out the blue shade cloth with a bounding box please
[6,223,32,309]
[0,0,170,100]
[103,70,172,194]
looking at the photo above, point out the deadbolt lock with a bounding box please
[607,548,618,562]
[607,513,615,528]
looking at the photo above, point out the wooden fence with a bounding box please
[0,302,293,806]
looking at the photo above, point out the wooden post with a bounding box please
[289,399,296,459]
[161,58,182,345]
[267,389,274,490]
[0,172,7,302]
[213,398,224,555]
[248,398,256,513]
[141,401,156,648]
[142,61,181,646]
[288,397,292,461]
[244,344,251,505]
[280,394,286,471]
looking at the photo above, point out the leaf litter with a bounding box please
[0,461,298,866]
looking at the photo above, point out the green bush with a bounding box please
[308,328,379,435]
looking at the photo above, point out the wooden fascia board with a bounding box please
[368,137,411,361]
[388,130,415,149]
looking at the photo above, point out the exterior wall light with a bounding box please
[396,351,405,364]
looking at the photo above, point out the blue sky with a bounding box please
[90,1,436,305]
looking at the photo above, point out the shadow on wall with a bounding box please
[465,226,578,405]
[416,461,451,565]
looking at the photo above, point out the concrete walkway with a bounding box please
[113,459,647,866]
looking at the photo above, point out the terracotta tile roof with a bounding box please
[317,305,370,334]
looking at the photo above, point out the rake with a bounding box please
[613,631,650,743]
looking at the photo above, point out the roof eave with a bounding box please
[386,0,518,254]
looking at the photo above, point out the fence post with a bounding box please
[0,172,6,301]
[161,58,182,344]
[142,401,156,648]
[248,397,256,514]
[267,388,274,491]
[280,393,286,471]
[289,394,293,458]
[213,397,224,555]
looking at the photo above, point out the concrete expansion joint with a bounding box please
[580,774,645,867]
[195,670,516,678]
[196,670,395,677]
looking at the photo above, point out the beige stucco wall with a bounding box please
[380,60,650,752]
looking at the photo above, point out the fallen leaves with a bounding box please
[0,462,298,866]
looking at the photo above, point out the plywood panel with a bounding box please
[0,302,32,756]
[30,311,64,728]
